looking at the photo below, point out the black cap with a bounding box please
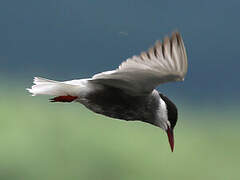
[159,93,178,129]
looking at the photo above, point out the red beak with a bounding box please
[166,127,174,152]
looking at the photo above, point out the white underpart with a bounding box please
[27,77,95,98]
[156,97,169,130]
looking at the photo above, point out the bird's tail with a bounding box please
[27,77,81,102]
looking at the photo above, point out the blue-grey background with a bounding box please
[0,0,240,180]
[1,0,240,103]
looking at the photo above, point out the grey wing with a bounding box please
[90,32,188,95]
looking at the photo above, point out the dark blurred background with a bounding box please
[0,0,239,180]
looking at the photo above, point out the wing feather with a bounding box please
[91,32,188,95]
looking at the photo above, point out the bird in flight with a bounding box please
[27,32,188,152]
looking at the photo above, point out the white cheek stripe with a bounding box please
[157,98,169,130]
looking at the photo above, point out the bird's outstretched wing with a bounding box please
[91,32,188,95]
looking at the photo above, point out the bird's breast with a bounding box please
[81,86,151,121]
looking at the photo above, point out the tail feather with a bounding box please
[27,77,80,97]
[32,77,58,84]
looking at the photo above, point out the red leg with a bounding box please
[50,95,78,102]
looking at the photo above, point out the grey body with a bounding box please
[79,84,160,127]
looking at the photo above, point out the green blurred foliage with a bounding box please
[0,89,239,180]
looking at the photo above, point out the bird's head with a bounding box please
[158,93,178,152]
